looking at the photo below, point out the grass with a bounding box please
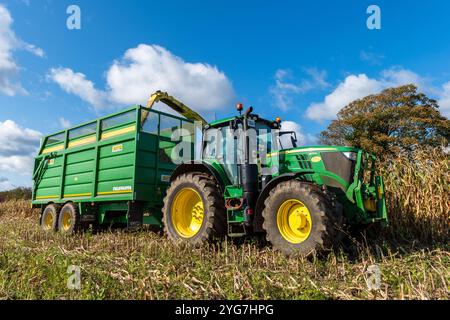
[0,199,448,300]
[0,150,448,300]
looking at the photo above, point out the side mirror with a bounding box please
[291,132,298,147]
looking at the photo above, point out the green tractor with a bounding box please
[31,92,387,256]
[163,104,388,255]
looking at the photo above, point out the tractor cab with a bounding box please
[201,105,281,184]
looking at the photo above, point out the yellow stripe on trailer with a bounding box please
[97,190,133,196]
[67,135,96,149]
[41,144,64,154]
[35,195,59,200]
[63,193,92,198]
[101,125,136,140]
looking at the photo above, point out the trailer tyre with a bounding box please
[58,202,82,235]
[262,180,343,256]
[163,172,226,245]
[40,204,60,232]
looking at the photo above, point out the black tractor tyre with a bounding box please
[262,180,344,256]
[40,204,60,232]
[57,202,82,235]
[162,172,227,245]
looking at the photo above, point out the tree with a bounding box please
[319,85,450,159]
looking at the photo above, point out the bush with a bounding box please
[0,187,32,203]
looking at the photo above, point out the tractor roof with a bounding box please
[207,114,279,129]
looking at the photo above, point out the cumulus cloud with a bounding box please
[437,81,450,118]
[279,120,316,147]
[271,68,330,111]
[49,68,107,109]
[305,74,382,121]
[49,44,235,112]
[0,4,44,96]
[0,120,41,175]
[305,67,426,121]
[279,121,304,147]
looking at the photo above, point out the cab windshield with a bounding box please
[277,131,298,150]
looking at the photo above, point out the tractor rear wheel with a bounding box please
[262,180,343,256]
[40,204,59,232]
[57,202,82,235]
[162,172,226,245]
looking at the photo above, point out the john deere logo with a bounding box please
[112,144,123,153]
[311,156,322,163]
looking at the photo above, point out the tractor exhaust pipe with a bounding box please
[241,107,258,226]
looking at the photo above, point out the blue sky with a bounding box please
[1,0,450,190]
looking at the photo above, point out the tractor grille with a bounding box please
[321,152,355,184]
[297,153,313,169]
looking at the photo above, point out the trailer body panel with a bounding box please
[32,106,194,218]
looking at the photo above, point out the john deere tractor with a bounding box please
[32,91,387,256]
[163,104,388,255]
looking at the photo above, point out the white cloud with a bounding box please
[438,81,450,118]
[0,155,35,174]
[305,74,382,121]
[305,67,426,121]
[49,68,107,109]
[0,4,44,96]
[279,120,316,147]
[271,68,330,111]
[59,117,71,129]
[280,121,304,147]
[49,44,235,112]
[381,68,424,88]
[0,120,41,175]
[22,42,45,57]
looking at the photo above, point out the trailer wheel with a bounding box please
[58,202,82,235]
[162,172,226,245]
[40,204,59,232]
[262,180,343,256]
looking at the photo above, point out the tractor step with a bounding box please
[227,222,247,237]
[80,214,96,222]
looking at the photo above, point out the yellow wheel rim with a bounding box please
[61,211,72,231]
[277,199,312,244]
[43,213,54,230]
[171,188,204,238]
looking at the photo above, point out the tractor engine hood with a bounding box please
[267,146,361,186]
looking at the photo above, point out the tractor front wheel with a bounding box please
[162,172,226,245]
[262,180,343,256]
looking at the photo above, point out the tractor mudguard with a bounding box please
[170,162,229,192]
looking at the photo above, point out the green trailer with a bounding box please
[32,92,203,233]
